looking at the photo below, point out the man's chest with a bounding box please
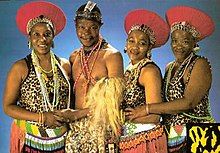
[72,58,108,81]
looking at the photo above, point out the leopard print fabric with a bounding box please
[66,117,118,153]
[163,54,214,126]
[66,117,105,153]
[18,54,69,126]
[121,58,157,110]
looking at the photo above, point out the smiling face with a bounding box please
[29,22,54,55]
[75,18,101,50]
[126,30,152,64]
[171,29,196,63]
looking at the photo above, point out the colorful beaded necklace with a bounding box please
[73,37,103,98]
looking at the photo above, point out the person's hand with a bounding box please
[124,105,147,121]
[53,109,77,123]
[43,112,62,128]
[53,110,65,123]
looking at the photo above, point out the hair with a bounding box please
[84,77,125,138]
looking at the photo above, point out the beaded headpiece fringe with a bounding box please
[171,21,200,40]
[75,1,102,24]
[129,24,156,46]
[27,15,55,34]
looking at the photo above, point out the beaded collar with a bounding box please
[126,59,143,72]
[126,58,152,72]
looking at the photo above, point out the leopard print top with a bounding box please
[121,58,160,110]
[18,54,69,117]
[163,54,214,126]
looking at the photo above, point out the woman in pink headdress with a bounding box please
[3,1,71,152]
[144,6,215,152]
[119,9,169,153]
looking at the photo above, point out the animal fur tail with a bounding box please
[84,77,125,137]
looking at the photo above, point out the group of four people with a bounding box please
[3,1,215,153]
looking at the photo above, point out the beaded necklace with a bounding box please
[164,52,194,101]
[73,37,103,98]
[38,66,53,74]
[126,60,142,72]
[31,50,70,111]
[126,58,152,72]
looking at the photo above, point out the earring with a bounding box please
[146,50,152,59]
[51,41,54,48]
[124,47,127,53]
[28,41,32,49]
[193,44,200,53]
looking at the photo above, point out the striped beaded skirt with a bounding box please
[10,120,67,153]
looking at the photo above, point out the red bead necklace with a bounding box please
[73,37,103,98]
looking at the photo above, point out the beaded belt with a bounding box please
[122,122,156,136]
[14,119,67,138]
[119,124,165,150]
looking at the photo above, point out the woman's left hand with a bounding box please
[53,109,71,123]
[124,105,147,121]
[44,112,62,128]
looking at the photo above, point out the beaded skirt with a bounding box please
[119,123,167,153]
[10,120,67,153]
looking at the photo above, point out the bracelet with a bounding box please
[145,104,149,115]
[41,113,44,124]
[38,112,44,124]
[38,112,41,124]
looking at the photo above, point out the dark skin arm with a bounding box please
[125,64,162,123]
[3,60,61,127]
[105,51,124,78]
[148,58,212,114]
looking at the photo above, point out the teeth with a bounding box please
[39,45,47,47]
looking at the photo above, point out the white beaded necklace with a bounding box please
[31,50,60,111]
[126,58,152,72]
[164,52,194,101]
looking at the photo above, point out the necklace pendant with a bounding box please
[42,73,48,81]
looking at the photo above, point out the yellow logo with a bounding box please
[187,123,220,153]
